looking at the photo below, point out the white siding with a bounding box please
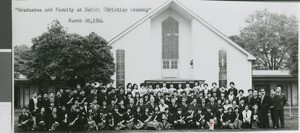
[111,9,252,93]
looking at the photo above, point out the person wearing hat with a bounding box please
[18,106,34,131]
[193,107,205,129]
[173,108,186,129]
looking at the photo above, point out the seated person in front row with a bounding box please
[93,109,107,130]
[162,107,173,129]
[223,107,235,129]
[185,107,195,128]
[242,105,252,128]
[36,107,49,131]
[173,108,186,129]
[251,104,261,129]
[214,107,224,129]
[233,107,243,129]
[203,106,215,129]
[18,107,33,131]
[193,108,205,129]
[133,106,144,129]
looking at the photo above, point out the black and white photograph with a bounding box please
[12,0,299,132]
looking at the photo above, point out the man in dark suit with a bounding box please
[273,87,287,128]
[36,107,49,131]
[245,89,253,105]
[249,90,260,110]
[236,90,247,105]
[269,88,276,128]
[259,88,271,128]
[18,107,33,131]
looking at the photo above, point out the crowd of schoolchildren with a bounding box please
[18,81,287,131]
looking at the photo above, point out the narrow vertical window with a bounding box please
[219,49,227,87]
[116,49,125,89]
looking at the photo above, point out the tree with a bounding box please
[14,44,31,78]
[229,9,298,75]
[26,20,115,87]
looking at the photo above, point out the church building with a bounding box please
[110,0,256,93]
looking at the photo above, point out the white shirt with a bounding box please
[33,97,38,108]
[159,104,169,112]
[242,110,252,121]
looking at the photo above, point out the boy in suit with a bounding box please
[18,107,33,131]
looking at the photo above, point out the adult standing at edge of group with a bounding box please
[228,82,238,97]
[259,88,271,128]
[269,88,276,128]
[273,86,287,128]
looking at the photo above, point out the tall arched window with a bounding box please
[162,17,179,70]
[219,49,227,87]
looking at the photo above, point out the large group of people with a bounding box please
[18,81,287,131]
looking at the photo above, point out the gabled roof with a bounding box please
[108,0,256,61]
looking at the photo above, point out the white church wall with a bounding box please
[110,9,252,94]
[111,19,152,85]
[191,18,252,94]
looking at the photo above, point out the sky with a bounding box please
[12,0,299,47]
